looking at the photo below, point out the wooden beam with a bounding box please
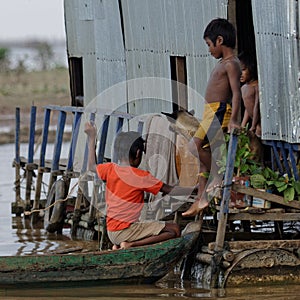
[209,239,300,252]
[228,212,300,221]
[232,185,300,210]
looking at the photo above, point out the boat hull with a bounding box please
[0,228,200,286]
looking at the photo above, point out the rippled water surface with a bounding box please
[1,143,300,299]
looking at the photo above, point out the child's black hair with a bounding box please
[203,18,236,48]
[113,131,145,162]
[238,51,258,81]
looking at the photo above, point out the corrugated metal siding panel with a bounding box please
[64,0,81,56]
[64,0,96,56]
[65,0,127,161]
[252,0,300,143]
[65,0,127,108]
[121,0,228,118]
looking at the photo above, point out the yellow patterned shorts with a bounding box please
[194,102,232,141]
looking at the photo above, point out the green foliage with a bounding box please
[0,47,10,72]
[218,128,300,201]
[217,128,262,177]
[0,48,8,60]
[250,168,300,201]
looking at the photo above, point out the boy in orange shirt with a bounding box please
[84,122,195,249]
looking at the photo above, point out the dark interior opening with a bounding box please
[235,0,257,124]
[236,0,256,58]
[170,56,188,112]
[68,57,84,107]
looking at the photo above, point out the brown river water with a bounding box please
[0,143,300,299]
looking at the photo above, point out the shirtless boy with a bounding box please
[238,52,261,137]
[183,18,241,217]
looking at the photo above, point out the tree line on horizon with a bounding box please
[0,41,65,73]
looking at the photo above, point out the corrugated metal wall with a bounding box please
[64,0,228,119]
[64,0,127,113]
[121,0,228,117]
[252,0,300,143]
[64,0,229,162]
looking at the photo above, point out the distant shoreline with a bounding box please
[0,38,66,48]
[0,68,71,144]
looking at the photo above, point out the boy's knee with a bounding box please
[164,223,180,238]
[171,223,181,237]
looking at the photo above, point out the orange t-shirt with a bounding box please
[96,163,163,231]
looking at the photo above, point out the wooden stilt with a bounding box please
[32,108,51,223]
[25,106,37,211]
[12,107,23,216]
[210,130,238,288]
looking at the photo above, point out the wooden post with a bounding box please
[72,112,95,236]
[12,107,23,215]
[14,107,21,202]
[287,143,299,181]
[48,110,66,195]
[67,111,82,172]
[210,131,238,288]
[97,115,110,164]
[32,108,51,221]
[25,106,37,210]
[88,115,110,223]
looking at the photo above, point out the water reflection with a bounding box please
[2,216,99,257]
[1,279,300,299]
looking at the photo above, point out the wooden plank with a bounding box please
[52,111,66,171]
[97,115,110,164]
[228,212,300,221]
[14,107,21,204]
[27,106,36,164]
[67,111,82,171]
[232,185,300,209]
[15,107,20,164]
[208,239,300,252]
[40,108,51,167]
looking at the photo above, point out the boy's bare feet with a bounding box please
[182,197,209,217]
[112,244,120,250]
[120,241,133,249]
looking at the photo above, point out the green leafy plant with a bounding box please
[250,167,300,201]
[217,128,262,177]
[217,128,300,202]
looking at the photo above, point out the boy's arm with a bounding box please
[250,85,260,131]
[84,122,97,173]
[241,109,250,128]
[160,183,197,197]
[226,61,242,131]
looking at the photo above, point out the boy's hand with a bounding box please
[227,120,240,133]
[84,121,97,139]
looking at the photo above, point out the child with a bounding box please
[238,52,261,137]
[183,18,241,217]
[84,122,195,249]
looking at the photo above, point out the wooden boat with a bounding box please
[0,222,200,287]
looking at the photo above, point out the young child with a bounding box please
[84,122,195,249]
[183,18,241,217]
[238,52,261,137]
